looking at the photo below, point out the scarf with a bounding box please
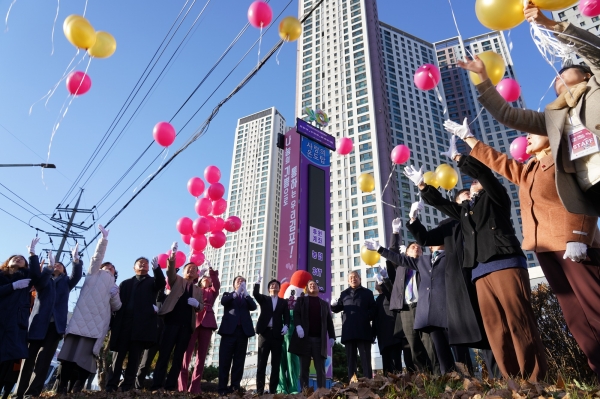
[547,81,589,110]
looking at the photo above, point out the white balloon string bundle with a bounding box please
[447,0,474,59]
[537,76,557,111]
[257,25,263,67]
[380,166,399,209]
[82,0,88,17]
[434,85,448,118]
[50,0,60,55]
[508,30,514,53]
[133,147,170,194]
[4,0,17,32]
[469,106,485,126]
[29,49,85,114]
[276,39,285,65]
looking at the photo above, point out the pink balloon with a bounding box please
[166,250,187,268]
[195,198,213,217]
[176,217,193,235]
[190,252,205,266]
[337,137,353,155]
[496,78,521,102]
[581,0,600,16]
[209,231,227,249]
[181,234,191,245]
[212,198,227,215]
[187,177,205,197]
[248,1,272,28]
[213,217,225,232]
[205,215,216,232]
[207,183,225,201]
[391,144,411,164]
[193,217,211,235]
[190,234,207,252]
[413,64,440,91]
[157,253,169,269]
[66,71,92,96]
[509,136,530,163]
[224,216,242,232]
[204,165,221,184]
[153,122,176,147]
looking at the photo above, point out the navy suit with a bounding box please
[217,292,257,394]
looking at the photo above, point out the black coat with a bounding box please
[109,267,166,351]
[407,218,489,348]
[331,285,376,343]
[289,296,335,359]
[384,233,421,311]
[378,249,447,331]
[218,292,257,337]
[253,283,290,339]
[0,255,43,363]
[420,155,525,269]
[372,293,403,352]
[379,278,406,341]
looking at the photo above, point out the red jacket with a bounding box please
[195,269,220,329]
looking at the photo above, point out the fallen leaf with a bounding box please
[556,375,566,391]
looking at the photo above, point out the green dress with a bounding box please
[277,310,301,394]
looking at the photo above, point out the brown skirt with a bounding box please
[57,334,97,374]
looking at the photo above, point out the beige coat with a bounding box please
[476,22,600,217]
[158,257,204,330]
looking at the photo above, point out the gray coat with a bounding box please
[476,21,600,217]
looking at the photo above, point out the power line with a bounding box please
[0,182,50,218]
[0,205,31,226]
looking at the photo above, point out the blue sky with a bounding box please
[0,0,567,291]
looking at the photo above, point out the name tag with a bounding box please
[568,125,600,160]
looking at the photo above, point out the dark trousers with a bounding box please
[56,361,90,393]
[537,250,600,380]
[218,327,249,393]
[480,349,501,379]
[107,341,146,391]
[451,346,474,374]
[151,323,192,391]
[345,339,372,380]
[428,329,456,375]
[399,305,438,374]
[381,343,404,374]
[16,322,62,397]
[300,337,325,389]
[256,329,283,393]
[136,319,164,389]
[0,360,21,399]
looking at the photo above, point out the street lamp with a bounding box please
[0,163,56,168]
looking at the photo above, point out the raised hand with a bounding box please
[28,237,40,254]
[12,278,31,290]
[523,3,557,28]
[444,118,474,140]
[71,243,80,263]
[409,200,424,220]
[403,165,424,186]
[363,239,380,251]
[564,242,588,263]
[441,135,460,160]
[170,242,178,257]
[255,270,263,285]
[392,218,402,233]
[151,256,159,270]
[205,259,212,269]
[48,250,56,268]
[379,266,388,279]
[400,245,407,254]
[457,55,486,76]
[187,297,200,308]
[98,224,109,239]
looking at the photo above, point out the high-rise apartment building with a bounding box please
[204,107,286,366]
[552,3,600,65]
[434,32,538,267]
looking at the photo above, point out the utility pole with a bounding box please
[49,189,95,263]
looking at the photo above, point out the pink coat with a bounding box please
[196,269,220,329]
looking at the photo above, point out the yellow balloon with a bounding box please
[436,166,459,190]
[469,51,506,86]
[279,16,302,42]
[532,0,578,10]
[64,16,96,49]
[435,163,453,174]
[475,0,525,31]
[361,246,381,266]
[88,31,116,58]
[63,15,84,36]
[358,173,375,193]
[423,171,439,189]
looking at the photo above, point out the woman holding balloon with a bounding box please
[463,4,600,218]
[444,117,600,380]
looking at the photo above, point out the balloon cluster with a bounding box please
[475,0,577,31]
[159,166,242,269]
[63,15,117,96]
[247,1,302,42]
[423,164,459,191]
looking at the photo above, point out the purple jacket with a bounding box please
[195,269,220,329]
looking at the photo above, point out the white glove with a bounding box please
[12,279,31,290]
[48,251,56,267]
[151,256,159,270]
[331,298,339,307]
[392,218,402,234]
[171,242,178,254]
[153,305,158,313]
[281,325,288,335]
[71,243,79,263]
[188,297,200,308]
[440,135,460,160]
[379,267,388,279]
[375,274,384,284]
[198,267,208,277]
[236,282,244,296]
[255,270,262,285]
[110,285,118,298]
[403,165,424,186]
[205,259,212,269]
[400,245,407,254]
[444,118,474,140]
[329,338,335,347]
[564,242,588,263]
[409,200,424,219]
[232,292,238,298]
[28,237,40,254]
[98,224,109,239]
[296,325,305,338]
[241,281,247,296]
[364,239,380,251]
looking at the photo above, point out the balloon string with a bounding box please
[82,0,88,17]
[469,106,485,126]
[257,24,263,67]
[508,30,514,53]
[4,0,17,32]
[133,147,169,193]
[276,39,285,65]
[381,164,399,210]
[50,0,60,55]
[537,76,557,112]
[446,0,473,59]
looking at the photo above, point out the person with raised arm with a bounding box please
[56,225,122,393]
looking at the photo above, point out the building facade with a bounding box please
[204,107,286,366]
